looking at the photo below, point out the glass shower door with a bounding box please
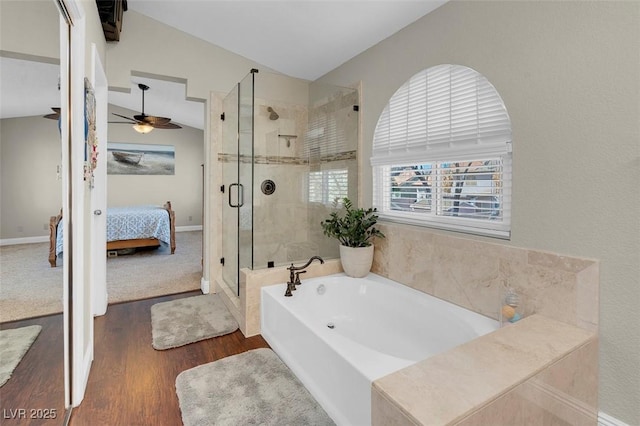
[221,83,239,294]
[238,71,255,277]
[221,71,255,296]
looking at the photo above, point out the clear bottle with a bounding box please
[500,287,523,326]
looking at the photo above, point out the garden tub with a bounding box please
[261,273,499,425]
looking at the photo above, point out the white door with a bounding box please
[59,0,93,406]
[91,44,108,317]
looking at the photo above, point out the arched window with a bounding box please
[371,64,512,238]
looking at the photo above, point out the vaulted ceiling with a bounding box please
[127,0,447,81]
[1,1,447,130]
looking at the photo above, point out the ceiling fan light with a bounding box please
[133,123,154,134]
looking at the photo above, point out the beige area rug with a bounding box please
[0,231,202,323]
[176,348,334,426]
[151,294,238,350]
[0,325,42,387]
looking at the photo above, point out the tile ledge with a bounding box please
[373,314,597,426]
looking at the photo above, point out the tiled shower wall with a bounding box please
[252,98,310,268]
[251,89,359,268]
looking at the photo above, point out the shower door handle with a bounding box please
[228,183,244,208]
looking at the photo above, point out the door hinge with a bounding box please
[220,112,225,121]
[220,257,225,266]
[220,185,225,193]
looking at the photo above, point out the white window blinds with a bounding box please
[309,169,349,205]
[371,64,512,165]
[371,64,512,238]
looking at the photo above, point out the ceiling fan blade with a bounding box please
[112,113,138,123]
[43,107,61,120]
[134,114,171,125]
[153,122,182,130]
[108,121,135,124]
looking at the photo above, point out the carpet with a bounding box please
[175,348,334,426]
[0,231,202,323]
[107,231,202,304]
[0,325,42,387]
[151,293,238,350]
[0,243,63,323]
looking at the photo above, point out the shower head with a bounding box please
[267,106,279,121]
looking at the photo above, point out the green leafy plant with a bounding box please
[321,198,385,247]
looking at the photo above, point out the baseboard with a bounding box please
[1,226,202,245]
[200,277,210,294]
[599,411,631,426]
[176,225,203,232]
[521,379,595,425]
[0,236,49,246]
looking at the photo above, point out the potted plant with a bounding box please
[320,197,385,278]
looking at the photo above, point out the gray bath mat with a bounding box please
[0,325,42,387]
[176,348,334,426]
[151,294,238,350]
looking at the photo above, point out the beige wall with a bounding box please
[0,100,204,239]
[106,10,278,99]
[107,105,204,227]
[0,116,62,239]
[0,0,61,240]
[0,0,108,241]
[0,0,59,60]
[82,0,106,77]
[106,10,281,285]
[316,1,640,423]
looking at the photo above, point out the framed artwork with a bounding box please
[107,142,175,175]
[85,78,97,187]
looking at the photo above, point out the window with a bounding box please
[309,169,349,205]
[372,65,512,238]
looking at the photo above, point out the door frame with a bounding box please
[57,0,93,409]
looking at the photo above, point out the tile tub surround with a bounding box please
[216,259,343,337]
[372,314,598,426]
[372,223,599,332]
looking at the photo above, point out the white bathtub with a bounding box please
[261,273,499,426]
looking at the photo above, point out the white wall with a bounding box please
[316,1,640,424]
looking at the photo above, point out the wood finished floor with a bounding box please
[1,291,269,426]
[0,314,65,426]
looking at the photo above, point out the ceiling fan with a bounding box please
[110,83,182,133]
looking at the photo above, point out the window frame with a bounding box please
[371,64,512,239]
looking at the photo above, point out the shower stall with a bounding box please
[220,70,359,295]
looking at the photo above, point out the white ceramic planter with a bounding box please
[339,244,374,278]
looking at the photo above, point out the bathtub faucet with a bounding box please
[284,256,325,297]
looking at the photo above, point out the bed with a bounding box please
[49,201,176,267]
